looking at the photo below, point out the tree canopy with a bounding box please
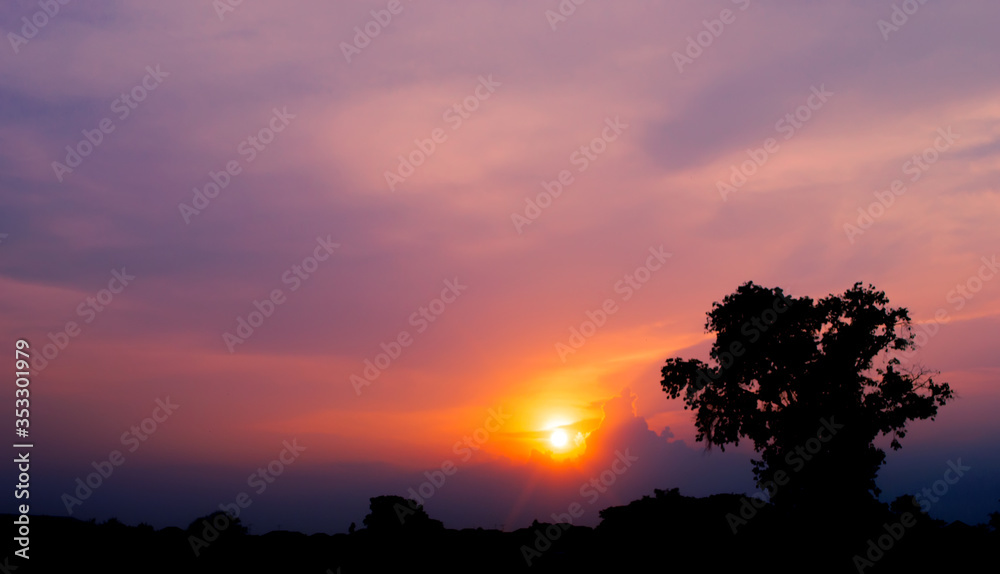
[660,282,953,512]
[363,495,444,533]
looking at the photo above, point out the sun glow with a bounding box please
[549,428,569,449]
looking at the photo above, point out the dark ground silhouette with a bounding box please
[4,489,997,573]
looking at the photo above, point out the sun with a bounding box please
[549,428,569,449]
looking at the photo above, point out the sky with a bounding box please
[1,0,999,535]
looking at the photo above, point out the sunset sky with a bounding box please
[2,0,999,534]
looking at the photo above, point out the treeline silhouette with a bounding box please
[4,489,997,573]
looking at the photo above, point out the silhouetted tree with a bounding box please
[660,282,953,514]
[185,510,248,558]
[186,510,248,537]
[362,495,444,532]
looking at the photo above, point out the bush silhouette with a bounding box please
[362,495,444,532]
